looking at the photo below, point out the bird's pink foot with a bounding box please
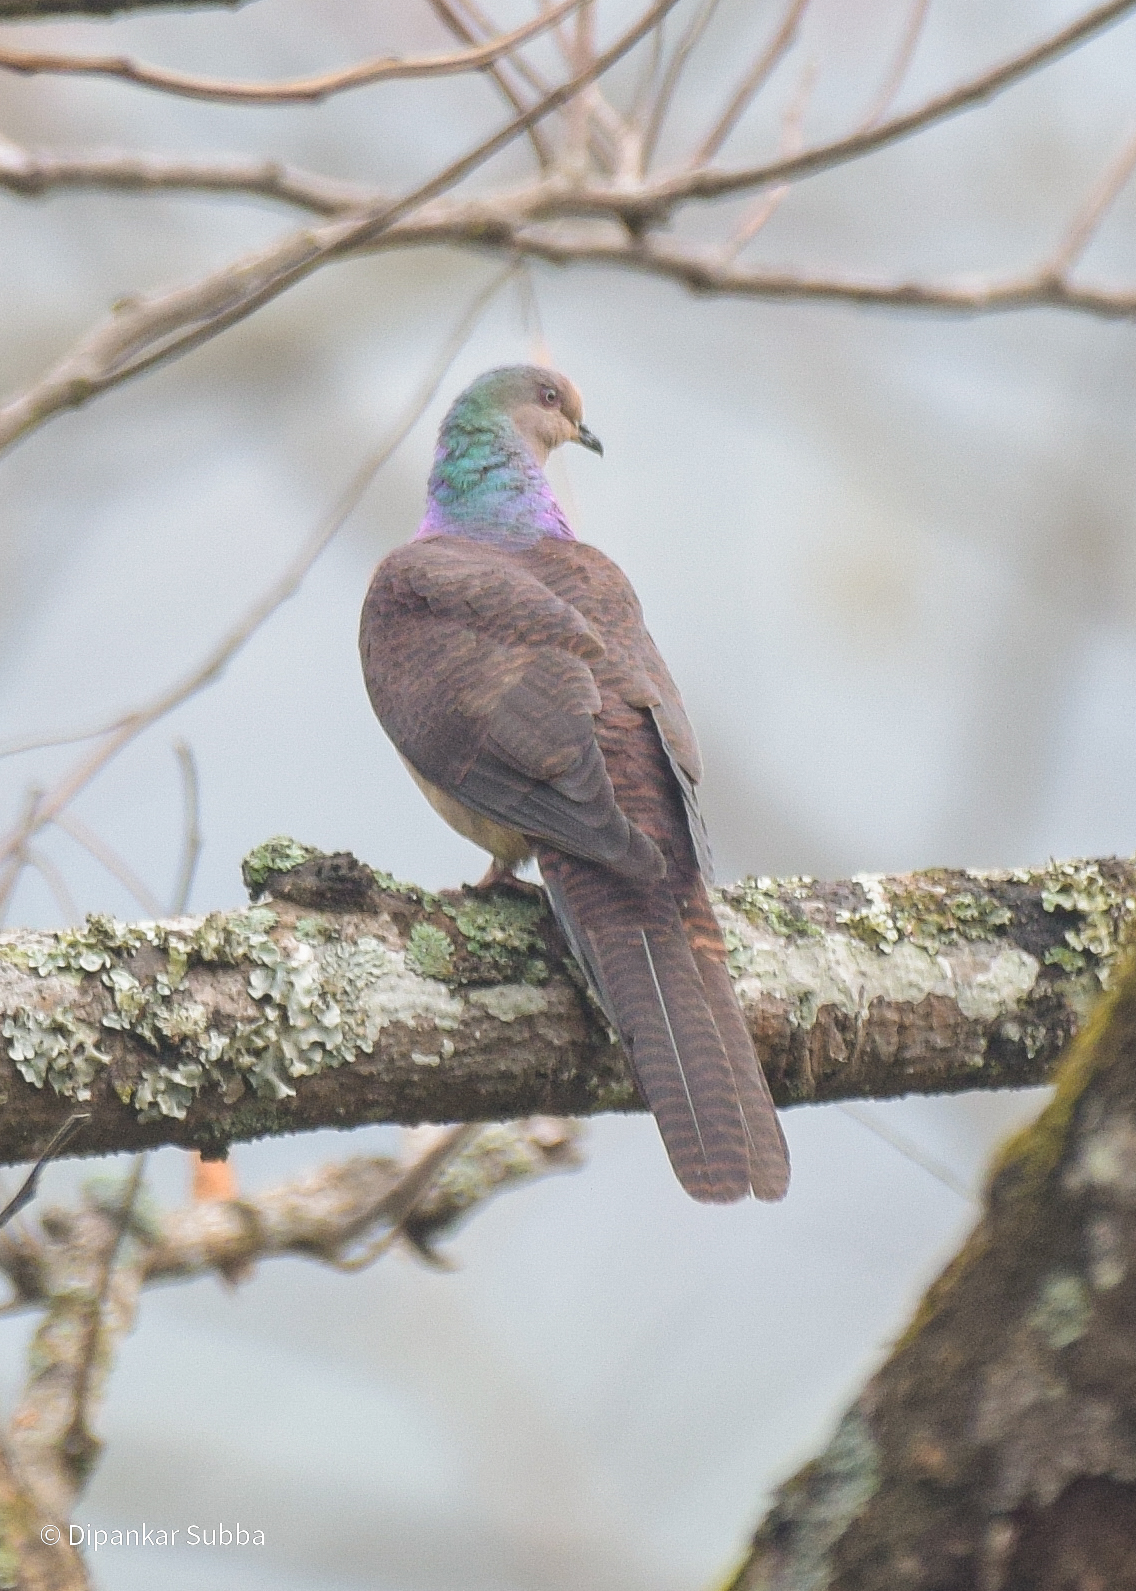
[471,859,545,899]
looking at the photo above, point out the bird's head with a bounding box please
[454,366,603,467]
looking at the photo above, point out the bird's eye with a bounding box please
[540,387,558,407]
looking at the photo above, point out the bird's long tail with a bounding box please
[539,851,789,1203]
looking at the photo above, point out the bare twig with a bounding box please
[0,0,680,461]
[0,0,584,105]
[53,811,163,917]
[641,0,723,167]
[663,0,1136,205]
[838,1103,976,1203]
[169,740,202,915]
[0,786,42,925]
[478,227,1136,317]
[425,0,553,166]
[0,262,514,880]
[1046,122,1136,275]
[61,1158,144,1478]
[721,62,814,261]
[0,1114,90,1231]
[329,1123,480,1270]
[0,1123,581,1314]
[25,847,80,925]
[0,140,381,215]
[688,0,809,168]
[858,0,931,130]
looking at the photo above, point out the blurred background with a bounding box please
[2,0,1134,1585]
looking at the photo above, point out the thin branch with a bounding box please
[641,0,723,167]
[169,740,202,916]
[628,3,667,125]
[0,0,1128,472]
[0,0,584,106]
[858,0,931,130]
[0,1123,581,1314]
[687,0,809,168]
[61,1158,144,1479]
[0,263,514,876]
[329,1123,480,1270]
[25,847,79,925]
[480,226,1136,317]
[0,1114,90,1231]
[1046,121,1136,275]
[0,787,43,925]
[0,139,381,216]
[721,61,814,262]
[424,0,553,166]
[0,0,681,461]
[53,811,164,917]
[838,1103,976,1203]
[659,0,1136,206]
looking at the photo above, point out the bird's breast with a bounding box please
[399,756,533,866]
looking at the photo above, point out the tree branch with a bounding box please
[0,138,381,213]
[648,0,1136,209]
[0,0,584,106]
[0,845,1126,1167]
[0,1119,580,1313]
[0,0,250,13]
[0,0,681,460]
[732,948,1136,1591]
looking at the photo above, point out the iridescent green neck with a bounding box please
[416,406,573,545]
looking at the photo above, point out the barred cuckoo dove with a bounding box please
[359,366,789,1203]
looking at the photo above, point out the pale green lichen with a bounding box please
[722,876,821,939]
[752,1409,881,1591]
[1029,1270,1092,1350]
[18,913,147,978]
[1,1007,109,1099]
[240,836,320,894]
[406,922,456,981]
[2,904,467,1124]
[467,984,548,1022]
[447,895,549,985]
[837,874,1013,956]
[1035,859,1133,983]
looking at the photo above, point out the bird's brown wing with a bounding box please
[519,540,789,1202]
[359,537,663,879]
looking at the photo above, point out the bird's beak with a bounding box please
[575,422,604,457]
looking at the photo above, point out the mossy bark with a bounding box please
[0,845,1132,1167]
[731,951,1136,1591]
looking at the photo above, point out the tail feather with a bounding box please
[694,949,790,1200]
[541,851,787,1202]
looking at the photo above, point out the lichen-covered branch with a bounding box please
[0,1118,580,1312]
[0,841,1131,1168]
[731,948,1136,1591]
[7,1164,149,1530]
[0,1434,88,1591]
[0,1093,576,1583]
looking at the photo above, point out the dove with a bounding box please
[360,366,788,1202]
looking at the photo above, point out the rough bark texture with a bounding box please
[0,840,1132,1167]
[732,952,1136,1591]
